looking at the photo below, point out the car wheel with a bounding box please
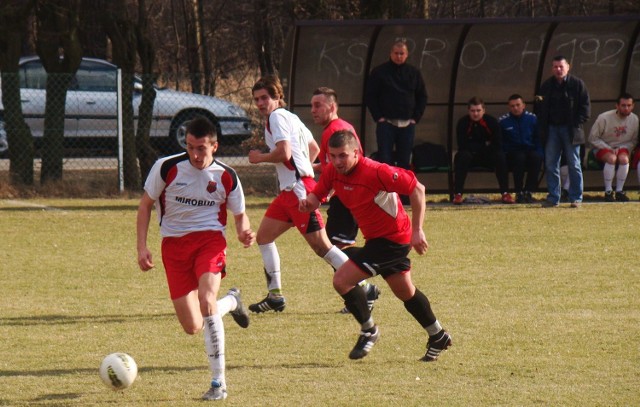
[168,111,219,154]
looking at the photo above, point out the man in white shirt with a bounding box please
[588,93,639,201]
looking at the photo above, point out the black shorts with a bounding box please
[326,195,358,246]
[344,238,411,278]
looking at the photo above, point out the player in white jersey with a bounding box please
[136,117,256,401]
[588,93,639,201]
[247,75,350,313]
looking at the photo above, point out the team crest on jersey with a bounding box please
[393,172,399,180]
[207,181,217,193]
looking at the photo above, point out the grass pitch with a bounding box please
[1,197,639,406]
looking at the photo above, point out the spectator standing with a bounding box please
[536,55,590,208]
[588,93,638,201]
[299,129,451,362]
[365,39,428,171]
[498,94,543,203]
[453,96,513,204]
[136,117,255,401]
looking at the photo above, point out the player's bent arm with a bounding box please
[409,181,429,255]
[233,212,256,248]
[308,137,320,164]
[136,192,156,271]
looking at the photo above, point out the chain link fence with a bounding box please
[0,57,277,196]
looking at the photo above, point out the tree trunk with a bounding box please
[0,0,36,185]
[182,0,201,93]
[102,0,141,190]
[135,0,158,182]
[35,0,82,184]
[253,0,277,76]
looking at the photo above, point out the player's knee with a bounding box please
[181,323,202,335]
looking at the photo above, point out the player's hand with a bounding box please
[298,199,310,212]
[239,229,256,248]
[137,248,155,271]
[248,150,262,164]
[411,229,429,255]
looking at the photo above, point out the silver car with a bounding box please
[0,56,252,155]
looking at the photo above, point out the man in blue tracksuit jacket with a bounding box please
[498,94,543,203]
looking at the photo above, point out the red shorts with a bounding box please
[161,230,227,300]
[265,177,325,234]
[595,148,629,161]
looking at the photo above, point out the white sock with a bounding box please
[615,163,629,191]
[426,320,443,336]
[560,165,570,190]
[603,163,615,191]
[323,245,348,270]
[217,294,236,317]
[259,243,282,292]
[203,314,225,386]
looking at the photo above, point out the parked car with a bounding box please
[0,56,252,156]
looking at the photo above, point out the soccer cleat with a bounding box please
[227,288,249,328]
[615,191,629,202]
[604,191,615,202]
[202,379,227,401]
[515,192,525,204]
[248,294,286,313]
[420,330,452,362]
[339,283,381,314]
[349,326,380,360]
[501,192,515,204]
[452,193,463,205]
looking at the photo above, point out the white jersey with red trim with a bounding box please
[266,108,314,199]
[144,153,245,237]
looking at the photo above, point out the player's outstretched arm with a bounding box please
[299,193,320,213]
[409,181,429,255]
[234,212,256,248]
[136,192,156,271]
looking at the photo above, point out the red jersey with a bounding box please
[319,118,362,172]
[312,157,417,244]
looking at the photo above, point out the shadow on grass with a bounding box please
[0,204,138,212]
[0,313,175,327]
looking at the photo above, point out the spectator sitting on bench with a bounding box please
[453,96,513,205]
[587,92,639,202]
[498,94,543,204]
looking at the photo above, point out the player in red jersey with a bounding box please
[137,117,255,400]
[310,86,380,312]
[300,129,451,362]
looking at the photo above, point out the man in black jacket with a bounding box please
[536,55,590,208]
[365,39,428,171]
[452,97,513,205]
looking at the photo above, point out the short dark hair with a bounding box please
[328,129,358,149]
[467,96,484,108]
[312,87,338,105]
[552,55,568,64]
[186,116,217,141]
[618,92,634,103]
[508,94,524,102]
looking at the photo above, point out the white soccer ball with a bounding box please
[99,353,138,390]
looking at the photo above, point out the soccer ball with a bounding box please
[99,353,138,390]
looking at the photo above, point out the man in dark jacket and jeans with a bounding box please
[365,39,428,171]
[536,55,590,208]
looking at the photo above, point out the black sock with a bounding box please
[341,285,370,325]
[403,288,437,328]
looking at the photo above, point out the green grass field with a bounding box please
[1,197,639,406]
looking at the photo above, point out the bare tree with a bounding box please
[35,0,83,184]
[0,0,37,185]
